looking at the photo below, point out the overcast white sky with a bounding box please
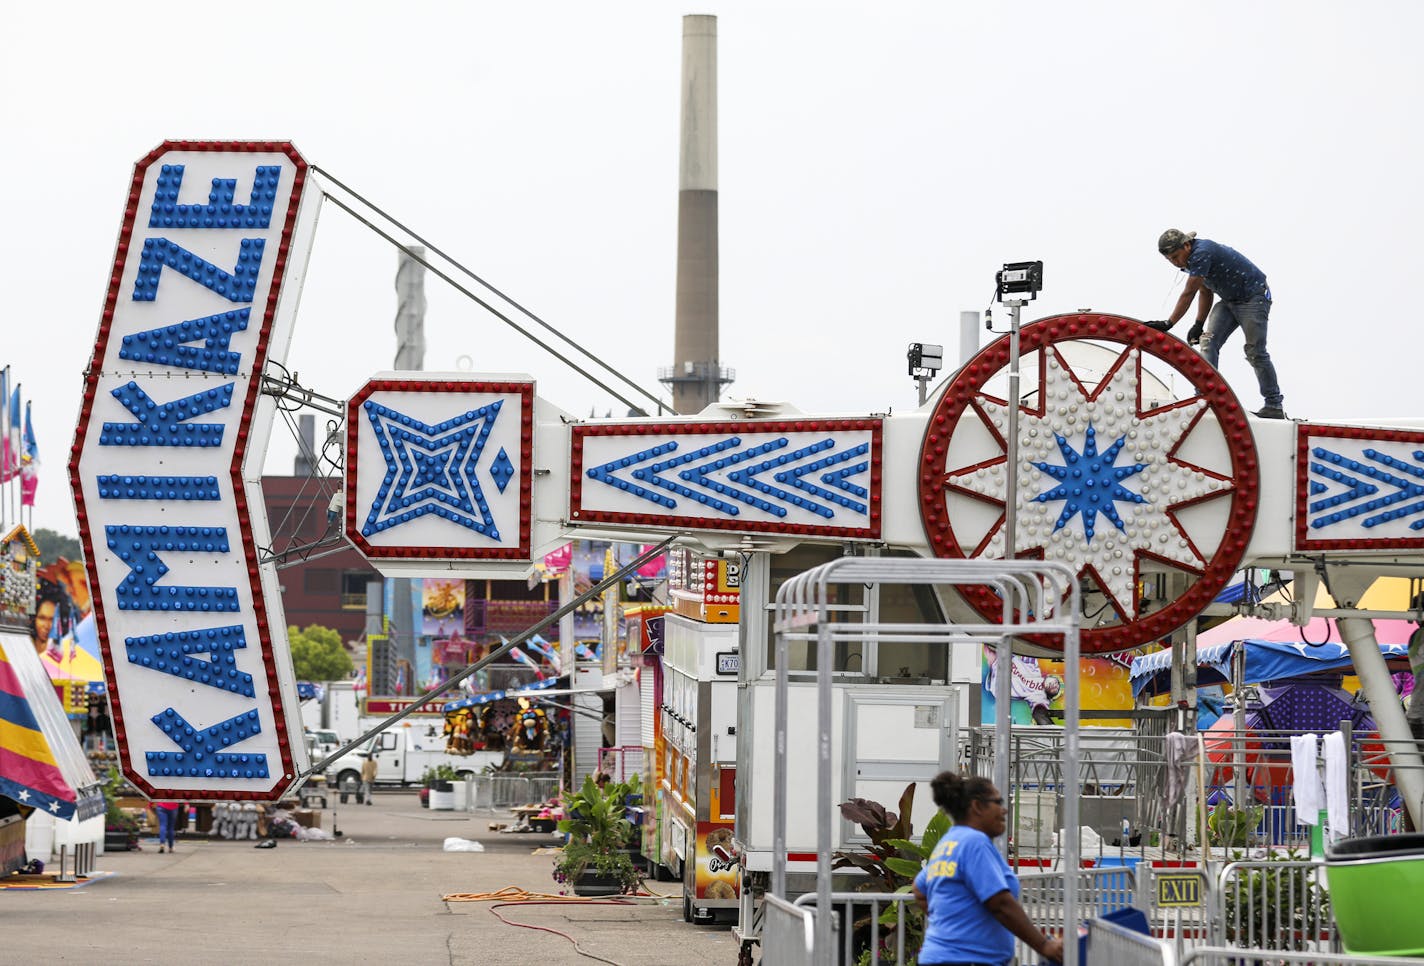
[3,1,1420,534]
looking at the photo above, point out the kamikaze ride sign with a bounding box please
[70,142,319,800]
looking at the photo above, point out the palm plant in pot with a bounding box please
[101,767,142,852]
[552,774,641,896]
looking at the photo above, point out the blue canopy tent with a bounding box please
[1130,638,1410,700]
[442,676,562,712]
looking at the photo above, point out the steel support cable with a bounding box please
[310,166,671,416]
[252,363,351,567]
[255,404,347,568]
[310,536,675,776]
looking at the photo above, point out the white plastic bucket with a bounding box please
[429,788,456,811]
[1013,790,1057,852]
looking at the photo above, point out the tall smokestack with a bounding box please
[662,14,732,414]
[387,246,427,698]
[293,414,317,475]
[394,245,427,372]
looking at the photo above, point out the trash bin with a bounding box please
[1325,833,1424,956]
[429,781,456,811]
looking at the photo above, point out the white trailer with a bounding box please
[326,723,501,800]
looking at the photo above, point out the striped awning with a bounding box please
[0,632,102,820]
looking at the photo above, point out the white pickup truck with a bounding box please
[325,724,502,802]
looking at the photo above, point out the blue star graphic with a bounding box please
[1031,424,1147,543]
[362,399,505,540]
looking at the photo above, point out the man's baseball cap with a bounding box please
[1158,228,1196,254]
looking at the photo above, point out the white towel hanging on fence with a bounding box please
[1323,731,1349,839]
[1291,733,1323,824]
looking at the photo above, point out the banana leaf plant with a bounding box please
[832,782,952,965]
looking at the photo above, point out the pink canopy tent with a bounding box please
[1198,575,1419,649]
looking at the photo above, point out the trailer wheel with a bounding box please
[682,862,694,923]
[336,770,361,805]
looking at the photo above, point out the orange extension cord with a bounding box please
[442,885,680,964]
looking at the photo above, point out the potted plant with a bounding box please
[832,783,944,966]
[101,767,142,852]
[419,765,460,808]
[552,774,641,896]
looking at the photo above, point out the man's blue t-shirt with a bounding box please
[914,825,1018,965]
[1183,238,1269,302]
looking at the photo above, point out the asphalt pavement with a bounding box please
[0,789,745,965]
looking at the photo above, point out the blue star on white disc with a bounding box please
[950,347,1232,616]
[362,399,504,540]
[1032,423,1148,541]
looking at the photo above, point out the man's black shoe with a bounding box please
[1253,406,1286,420]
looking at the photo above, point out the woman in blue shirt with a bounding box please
[913,772,1063,966]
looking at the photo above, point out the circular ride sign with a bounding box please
[918,313,1260,654]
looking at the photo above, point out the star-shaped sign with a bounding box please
[947,345,1233,618]
[1031,423,1148,541]
[361,399,504,540]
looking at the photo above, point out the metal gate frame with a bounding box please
[767,557,1083,966]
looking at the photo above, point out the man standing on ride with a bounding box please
[1145,229,1286,420]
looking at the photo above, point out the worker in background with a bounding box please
[359,752,377,806]
[1145,229,1286,420]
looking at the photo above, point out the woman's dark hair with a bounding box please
[31,578,70,642]
[930,771,997,822]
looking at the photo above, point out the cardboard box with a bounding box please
[290,809,318,829]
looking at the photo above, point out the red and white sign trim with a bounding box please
[69,142,315,800]
[1295,422,1424,551]
[571,418,883,539]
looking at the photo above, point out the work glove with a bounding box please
[1143,319,1174,332]
[1186,320,1205,344]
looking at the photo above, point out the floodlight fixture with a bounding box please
[908,342,945,406]
[907,342,944,377]
[996,260,1043,302]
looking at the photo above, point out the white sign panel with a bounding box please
[69,142,319,800]
[571,418,882,539]
[1296,422,1424,551]
[345,376,535,562]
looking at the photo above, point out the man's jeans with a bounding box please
[156,807,176,848]
[1203,294,1282,408]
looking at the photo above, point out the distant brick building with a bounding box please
[260,474,376,645]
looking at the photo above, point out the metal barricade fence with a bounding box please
[465,772,561,813]
[1088,916,1175,966]
[764,872,1140,966]
[1210,859,1337,951]
[971,724,1424,867]
[1181,947,1424,966]
[1019,867,1139,965]
[597,745,645,784]
[791,891,905,966]
[762,893,820,966]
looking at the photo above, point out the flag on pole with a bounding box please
[0,368,10,482]
[20,400,37,507]
[1,381,19,484]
